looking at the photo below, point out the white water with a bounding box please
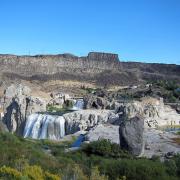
[23,113,65,140]
[72,99,84,110]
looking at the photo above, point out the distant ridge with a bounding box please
[0,52,179,87]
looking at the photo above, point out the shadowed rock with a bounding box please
[119,116,144,156]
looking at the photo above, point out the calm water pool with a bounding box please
[159,125,180,132]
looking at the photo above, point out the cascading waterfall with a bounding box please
[23,113,65,140]
[72,99,84,110]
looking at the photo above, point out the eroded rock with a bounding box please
[116,97,180,128]
[2,84,46,135]
[63,110,115,134]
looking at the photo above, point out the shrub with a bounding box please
[82,139,131,158]
[90,166,108,180]
[0,166,22,179]
[164,160,177,176]
[23,165,44,180]
[44,171,60,180]
[61,164,88,180]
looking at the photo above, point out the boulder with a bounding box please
[119,116,144,156]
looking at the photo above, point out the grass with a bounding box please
[46,105,73,114]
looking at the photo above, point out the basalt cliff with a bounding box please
[0,52,179,89]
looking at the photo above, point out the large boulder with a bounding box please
[119,116,144,156]
[2,84,46,135]
[63,110,115,134]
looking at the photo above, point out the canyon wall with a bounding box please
[0,52,179,86]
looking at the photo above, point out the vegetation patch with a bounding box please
[148,80,180,103]
[0,133,180,179]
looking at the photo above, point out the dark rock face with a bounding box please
[119,116,144,156]
[3,98,24,135]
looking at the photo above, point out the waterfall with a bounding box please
[23,113,65,140]
[72,99,84,110]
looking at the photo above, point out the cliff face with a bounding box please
[0,52,179,87]
[0,52,120,75]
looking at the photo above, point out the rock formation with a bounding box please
[119,116,144,156]
[2,84,46,135]
[21,110,116,140]
[0,52,179,87]
[143,128,180,158]
[84,95,112,109]
[115,97,180,128]
[63,110,115,134]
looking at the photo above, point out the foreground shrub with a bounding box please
[90,166,108,180]
[23,165,44,180]
[82,139,131,158]
[0,165,61,180]
[60,164,88,180]
[0,166,22,179]
[44,171,60,180]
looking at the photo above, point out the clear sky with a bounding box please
[0,0,180,64]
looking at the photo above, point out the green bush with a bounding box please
[82,139,132,158]
[0,165,61,180]
[0,166,22,179]
[164,160,177,176]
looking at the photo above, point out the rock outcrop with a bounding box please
[84,95,112,109]
[2,84,46,135]
[86,124,119,144]
[63,110,115,134]
[0,52,179,87]
[119,116,144,156]
[116,97,180,128]
[143,129,180,158]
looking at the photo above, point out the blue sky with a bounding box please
[0,0,180,64]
